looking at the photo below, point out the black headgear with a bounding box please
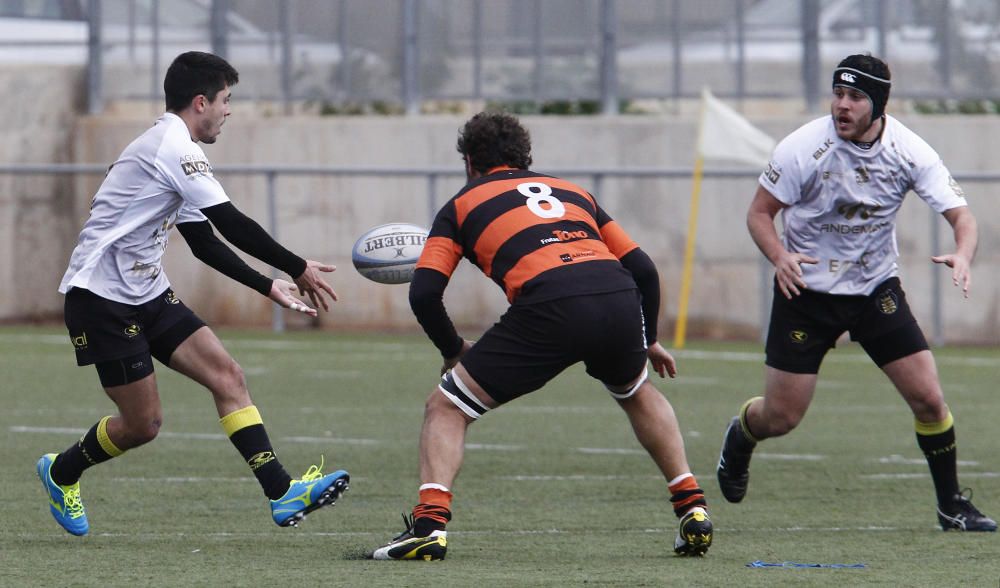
[832,67,891,123]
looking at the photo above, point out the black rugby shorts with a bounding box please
[459,289,649,405]
[64,287,205,366]
[765,277,928,374]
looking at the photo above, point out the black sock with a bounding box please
[229,424,293,500]
[916,425,959,506]
[51,416,122,485]
[220,406,292,500]
[413,504,451,536]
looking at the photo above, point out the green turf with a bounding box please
[3,325,998,586]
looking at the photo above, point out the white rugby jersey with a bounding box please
[759,114,967,295]
[59,113,229,304]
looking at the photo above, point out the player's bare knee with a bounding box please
[220,357,246,389]
[765,411,802,437]
[120,416,162,447]
[909,396,948,423]
[209,357,248,399]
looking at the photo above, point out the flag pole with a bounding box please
[673,153,704,350]
[674,91,708,349]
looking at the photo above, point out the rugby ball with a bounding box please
[352,222,429,284]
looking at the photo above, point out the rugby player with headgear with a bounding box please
[369,111,713,560]
[717,53,995,532]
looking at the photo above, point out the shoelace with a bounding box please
[63,484,86,520]
[295,456,326,483]
[392,513,416,541]
[954,488,986,516]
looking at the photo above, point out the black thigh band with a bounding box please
[149,313,206,366]
[859,320,929,367]
[95,351,155,388]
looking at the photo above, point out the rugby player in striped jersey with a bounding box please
[369,112,712,560]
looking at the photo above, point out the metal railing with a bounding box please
[56,0,1000,115]
[3,162,999,341]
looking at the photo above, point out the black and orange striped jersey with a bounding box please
[417,167,640,305]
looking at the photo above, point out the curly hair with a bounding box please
[456,111,532,173]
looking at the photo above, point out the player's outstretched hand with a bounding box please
[647,342,677,379]
[293,260,338,311]
[931,253,972,298]
[270,279,318,316]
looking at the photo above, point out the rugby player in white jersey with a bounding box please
[36,51,348,536]
[716,54,995,531]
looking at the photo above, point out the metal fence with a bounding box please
[4,162,999,340]
[4,0,996,114]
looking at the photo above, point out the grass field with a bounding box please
[3,325,998,587]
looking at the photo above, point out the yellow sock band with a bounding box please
[915,409,954,436]
[220,405,263,436]
[97,415,124,457]
[739,396,764,443]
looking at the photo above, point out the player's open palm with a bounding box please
[269,279,318,316]
[293,260,338,311]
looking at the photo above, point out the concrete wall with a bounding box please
[0,66,84,321]
[7,97,1000,344]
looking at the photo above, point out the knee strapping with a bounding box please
[606,367,648,400]
[439,370,490,419]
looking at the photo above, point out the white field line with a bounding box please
[500,474,661,481]
[673,348,1000,368]
[465,443,525,451]
[10,524,928,541]
[861,472,1000,479]
[10,425,379,446]
[7,332,1000,368]
[12,425,822,459]
[877,454,979,466]
[576,447,825,461]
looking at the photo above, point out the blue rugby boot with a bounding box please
[270,458,350,527]
[36,453,89,536]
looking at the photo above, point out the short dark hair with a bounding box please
[457,111,532,173]
[836,53,891,81]
[163,51,239,112]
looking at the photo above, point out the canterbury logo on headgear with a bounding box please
[833,66,891,122]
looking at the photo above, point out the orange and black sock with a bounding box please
[668,473,707,518]
[51,416,124,485]
[221,405,292,500]
[916,410,960,506]
[413,483,453,536]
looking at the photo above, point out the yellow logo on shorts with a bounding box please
[877,291,898,315]
[789,330,808,343]
[70,332,88,349]
[165,291,180,305]
[124,324,141,338]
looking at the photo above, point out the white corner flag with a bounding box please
[674,88,776,349]
[697,87,776,165]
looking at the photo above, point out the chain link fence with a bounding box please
[3,0,997,114]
